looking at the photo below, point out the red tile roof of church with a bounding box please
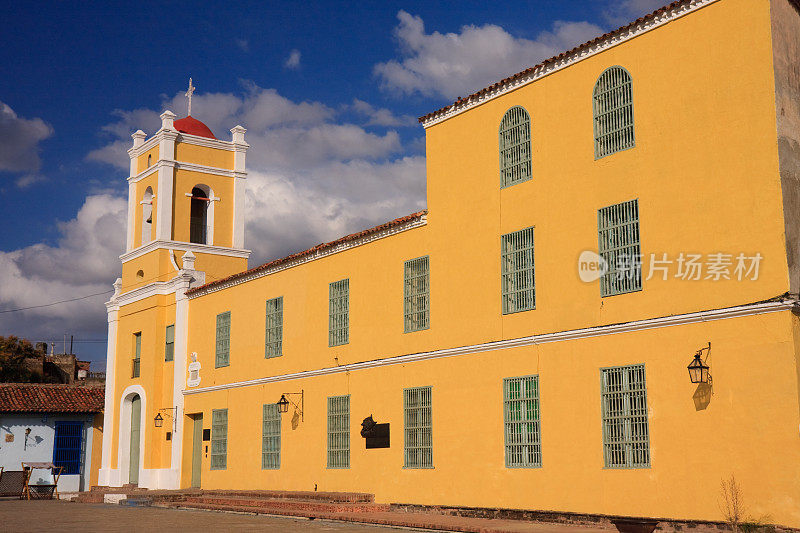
[174,115,216,139]
[0,384,105,413]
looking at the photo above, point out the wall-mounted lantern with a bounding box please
[277,390,304,421]
[277,395,290,413]
[154,413,164,427]
[154,407,177,431]
[688,342,712,384]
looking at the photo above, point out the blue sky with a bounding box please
[0,0,665,367]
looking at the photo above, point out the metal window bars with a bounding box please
[598,199,641,297]
[262,404,280,469]
[210,408,228,470]
[404,256,430,333]
[329,279,349,346]
[165,324,174,362]
[501,227,535,314]
[404,386,432,468]
[600,364,650,468]
[499,106,532,188]
[265,297,283,358]
[593,66,635,158]
[327,395,350,469]
[215,311,231,367]
[503,375,541,468]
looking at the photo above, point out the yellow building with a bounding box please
[100,0,800,527]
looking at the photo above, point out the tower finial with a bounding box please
[185,78,195,116]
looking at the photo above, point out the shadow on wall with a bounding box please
[693,382,712,411]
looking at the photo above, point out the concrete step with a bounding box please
[201,489,374,503]
[178,495,389,513]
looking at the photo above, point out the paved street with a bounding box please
[0,500,417,532]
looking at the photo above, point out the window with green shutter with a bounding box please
[329,279,349,347]
[327,395,350,469]
[598,199,641,297]
[132,332,141,378]
[164,324,174,362]
[501,227,535,314]
[262,404,280,469]
[210,408,228,470]
[499,106,532,188]
[593,66,634,158]
[215,311,231,368]
[404,386,432,468]
[600,364,649,468]
[503,375,541,467]
[404,256,430,333]
[265,297,283,358]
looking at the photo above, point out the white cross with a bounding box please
[185,78,195,116]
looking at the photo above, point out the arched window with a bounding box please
[499,106,532,188]
[147,154,152,167]
[141,187,153,245]
[593,66,634,158]
[190,186,211,244]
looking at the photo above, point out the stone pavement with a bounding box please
[0,500,612,533]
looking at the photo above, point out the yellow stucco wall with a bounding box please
[174,143,233,170]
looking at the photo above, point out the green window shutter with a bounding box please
[403,256,430,333]
[503,375,541,467]
[165,324,174,362]
[598,199,641,297]
[262,403,280,469]
[329,279,349,347]
[210,408,228,470]
[501,227,535,314]
[593,66,635,158]
[499,106,532,188]
[265,297,283,358]
[215,311,231,368]
[404,386,432,468]
[600,364,650,468]
[327,395,350,469]
[132,332,141,378]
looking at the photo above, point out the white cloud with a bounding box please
[374,11,604,99]
[350,99,417,127]
[0,101,53,174]
[603,0,667,26]
[284,49,301,69]
[235,38,249,52]
[15,174,47,188]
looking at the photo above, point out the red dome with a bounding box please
[174,116,216,139]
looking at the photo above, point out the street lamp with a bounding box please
[277,395,290,413]
[154,413,164,427]
[687,342,711,384]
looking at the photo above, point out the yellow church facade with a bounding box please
[100,0,800,526]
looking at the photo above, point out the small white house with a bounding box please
[0,384,104,495]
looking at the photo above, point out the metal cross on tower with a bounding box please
[185,78,195,116]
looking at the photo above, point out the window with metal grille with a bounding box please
[132,332,141,378]
[499,106,532,188]
[329,279,349,347]
[503,375,541,468]
[53,421,83,475]
[593,66,634,158]
[210,408,228,470]
[404,256,430,333]
[601,364,650,468]
[501,227,535,314]
[598,199,641,296]
[215,311,231,368]
[404,386,432,468]
[327,395,350,469]
[262,404,280,469]
[165,324,174,362]
[265,297,283,358]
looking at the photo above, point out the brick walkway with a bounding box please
[0,500,613,533]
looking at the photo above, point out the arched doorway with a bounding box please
[129,394,141,484]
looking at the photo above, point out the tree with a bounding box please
[0,336,48,383]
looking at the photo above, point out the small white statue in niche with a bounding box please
[187,352,201,387]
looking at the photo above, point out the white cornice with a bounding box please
[128,129,244,158]
[187,215,428,299]
[120,239,251,263]
[184,298,796,396]
[110,272,193,308]
[128,160,244,182]
[420,0,720,128]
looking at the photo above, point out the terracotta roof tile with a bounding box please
[187,210,427,296]
[418,0,689,124]
[0,384,105,413]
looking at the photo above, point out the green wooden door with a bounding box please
[129,395,141,484]
[191,414,203,488]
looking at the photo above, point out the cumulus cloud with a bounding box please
[603,0,667,26]
[0,101,53,175]
[0,194,126,350]
[350,99,417,127]
[374,11,604,99]
[284,49,301,69]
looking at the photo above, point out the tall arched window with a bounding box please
[147,154,152,167]
[499,106,532,188]
[190,186,210,244]
[593,66,634,158]
[141,187,153,245]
